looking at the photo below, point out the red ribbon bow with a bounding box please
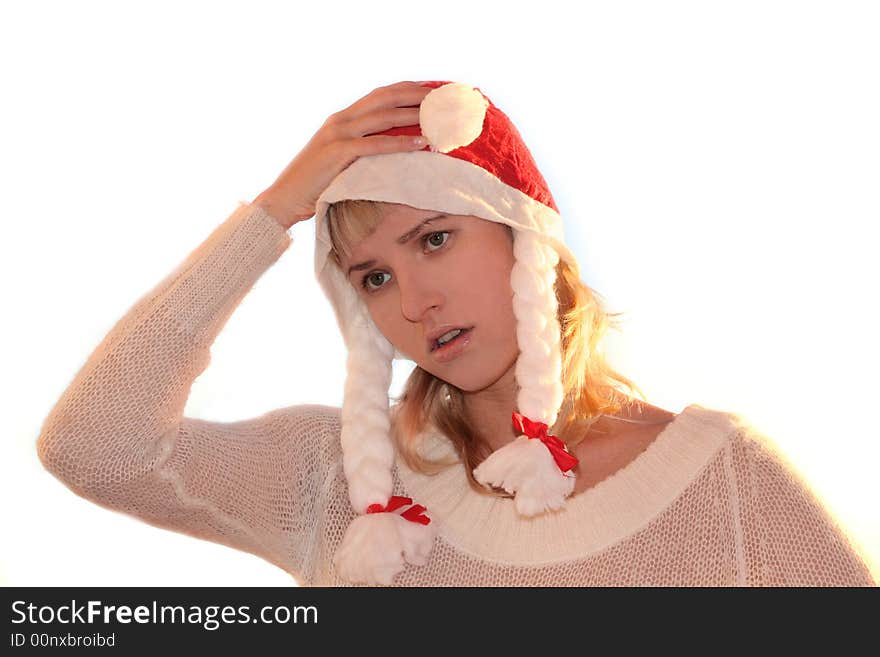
[366,496,431,525]
[512,411,579,473]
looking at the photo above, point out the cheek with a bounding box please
[480,234,515,294]
[460,228,514,288]
[462,247,517,333]
[365,299,397,339]
[364,296,420,359]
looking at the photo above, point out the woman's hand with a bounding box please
[253,81,432,230]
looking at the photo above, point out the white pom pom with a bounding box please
[473,436,576,517]
[419,82,489,154]
[333,511,437,585]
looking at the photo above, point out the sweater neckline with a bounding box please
[394,403,740,566]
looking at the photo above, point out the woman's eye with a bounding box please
[360,231,451,293]
[362,271,390,292]
[424,230,449,251]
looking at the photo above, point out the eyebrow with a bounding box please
[346,214,450,278]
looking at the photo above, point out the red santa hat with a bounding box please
[312,81,581,585]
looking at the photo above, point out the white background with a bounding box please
[2,0,878,586]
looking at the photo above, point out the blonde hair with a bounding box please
[327,199,647,496]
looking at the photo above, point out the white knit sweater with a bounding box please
[36,202,876,586]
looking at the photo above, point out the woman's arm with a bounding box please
[35,202,320,580]
[35,81,441,583]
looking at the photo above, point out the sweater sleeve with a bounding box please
[35,202,322,581]
[736,429,877,587]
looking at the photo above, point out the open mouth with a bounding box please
[431,327,472,352]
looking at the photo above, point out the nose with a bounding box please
[397,267,444,323]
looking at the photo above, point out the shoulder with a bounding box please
[723,420,828,524]
[615,399,678,424]
[594,400,678,449]
[589,400,678,440]
[570,402,678,493]
[722,415,802,481]
[723,420,877,585]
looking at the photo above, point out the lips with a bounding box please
[430,327,473,363]
[426,326,473,352]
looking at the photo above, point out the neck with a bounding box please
[454,351,668,453]
[460,367,522,452]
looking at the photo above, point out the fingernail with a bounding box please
[413,136,426,146]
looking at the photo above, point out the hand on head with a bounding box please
[253,81,432,229]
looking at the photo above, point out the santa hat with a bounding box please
[312,81,582,585]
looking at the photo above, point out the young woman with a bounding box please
[36,80,876,586]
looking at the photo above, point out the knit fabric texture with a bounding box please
[36,202,877,587]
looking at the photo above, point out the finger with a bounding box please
[338,84,431,123]
[343,107,421,138]
[358,134,427,156]
[385,80,428,89]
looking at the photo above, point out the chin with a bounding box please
[412,362,472,391]
[437,359,518,394]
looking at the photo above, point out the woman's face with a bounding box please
[339,202,519,392]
